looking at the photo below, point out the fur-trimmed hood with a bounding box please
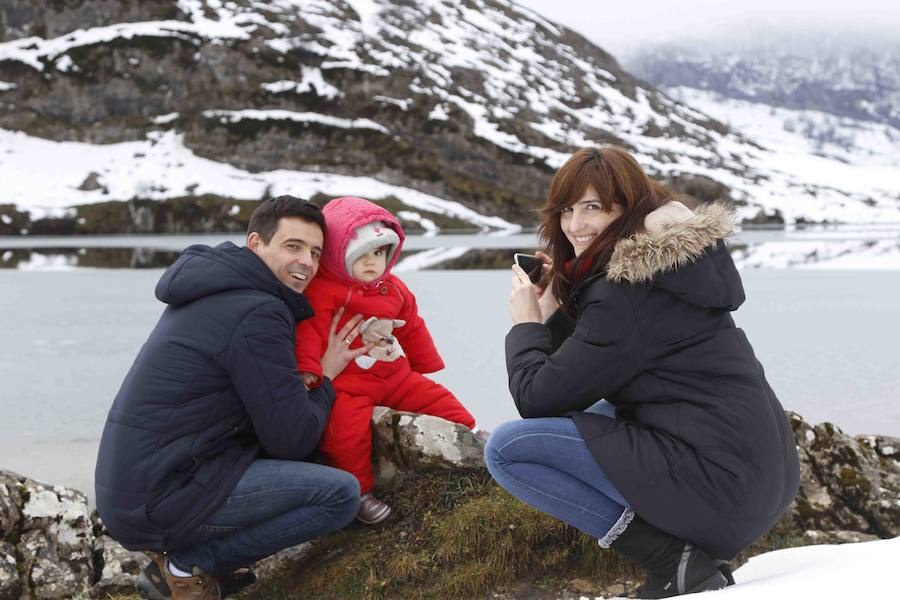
[607,202,744,310]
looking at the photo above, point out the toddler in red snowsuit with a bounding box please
[295,196,484,524]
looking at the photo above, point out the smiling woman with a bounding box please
[490,146,800,598]
[540,147,679,306]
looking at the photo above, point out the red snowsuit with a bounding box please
[295,197,475,494]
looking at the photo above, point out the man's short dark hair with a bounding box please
[247,195,326,244]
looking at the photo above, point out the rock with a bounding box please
[802,529,880,545]
[76,171,103,191]
[0,477,22,540]
[253,542,312,582]
[18,481,94,599]
[91,535,149,597]
[788,412,900,537]
[0,471,94,600]
[2,409,898,598]
[372,408,487,490]
[0,541,22,600]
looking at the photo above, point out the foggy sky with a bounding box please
[515,0,900,56]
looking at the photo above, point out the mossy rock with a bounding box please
[244,470,639,600]
[236,470,810,600]
[98,468,819,600]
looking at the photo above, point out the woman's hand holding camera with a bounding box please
[532,251,559,322]
[508,264,542,324]
[508,251,558,325]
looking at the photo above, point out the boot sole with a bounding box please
[356,505,392,524]
[686,570,729,594]
[135,572,169,600]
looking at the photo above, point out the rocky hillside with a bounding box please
[0,1,896,235]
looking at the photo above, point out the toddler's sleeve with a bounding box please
[294,284,333,386]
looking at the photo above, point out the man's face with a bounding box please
[247,217,324,293]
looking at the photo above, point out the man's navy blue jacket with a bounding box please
[95,242,335,551]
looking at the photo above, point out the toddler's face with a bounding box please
[351,246,389,282]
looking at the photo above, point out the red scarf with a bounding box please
[564,256,595,282]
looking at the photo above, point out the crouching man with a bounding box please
[95,196,373,600]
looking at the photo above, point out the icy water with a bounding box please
[1,234,899,502]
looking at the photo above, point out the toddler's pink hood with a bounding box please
[320,196,405,285]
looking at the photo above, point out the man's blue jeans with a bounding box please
[484,400,634,546]
[169,459,360,575]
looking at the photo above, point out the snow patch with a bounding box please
[428,104,449,121]
[374,96,411,111]
[0,128,518,232]
[396,210,438,235]
[261,66,343,100]
[394,247,470,272]
[150,112,179,125]
[725,537,900,599]
[54,55,79,73]
[202,109,389,133]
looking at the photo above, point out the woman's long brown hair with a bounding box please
[538,147,675,314]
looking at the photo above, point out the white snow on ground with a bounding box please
[202,109,389,133]
[713,537,899,600]
[395,211,438,235]
[261,67,343,100]
[393,246,470,271]
[587,537,900,600]
[150,112,179,125]
[666,87,900,224]
[733,239,900,270]
[0,128,518,232]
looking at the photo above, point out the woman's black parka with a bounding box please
[505,203,800,559]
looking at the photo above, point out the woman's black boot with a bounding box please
[608,516,727,598]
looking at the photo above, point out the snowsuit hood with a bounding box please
[320,197,405,286]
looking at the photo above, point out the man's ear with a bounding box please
[247,232,261,252]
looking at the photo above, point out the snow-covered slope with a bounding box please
[665,87,900,224]
[626,39,900,129]
[702,537,899,600]
[0,128,515,231]
[0,1,898,230]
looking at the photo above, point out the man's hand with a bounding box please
[300,372,318,389]
[508,264,542,325]
[319,307,375,381]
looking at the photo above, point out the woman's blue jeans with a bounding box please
[169,459,360,575]
[484,400,634,545]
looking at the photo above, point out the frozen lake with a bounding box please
[1,244,899,502]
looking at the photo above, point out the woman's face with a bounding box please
[560,187,623,257]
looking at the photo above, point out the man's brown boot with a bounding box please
[135,552,222,600]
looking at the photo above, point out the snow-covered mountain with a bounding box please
[625,36,900,129]
[0,2,898,235]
